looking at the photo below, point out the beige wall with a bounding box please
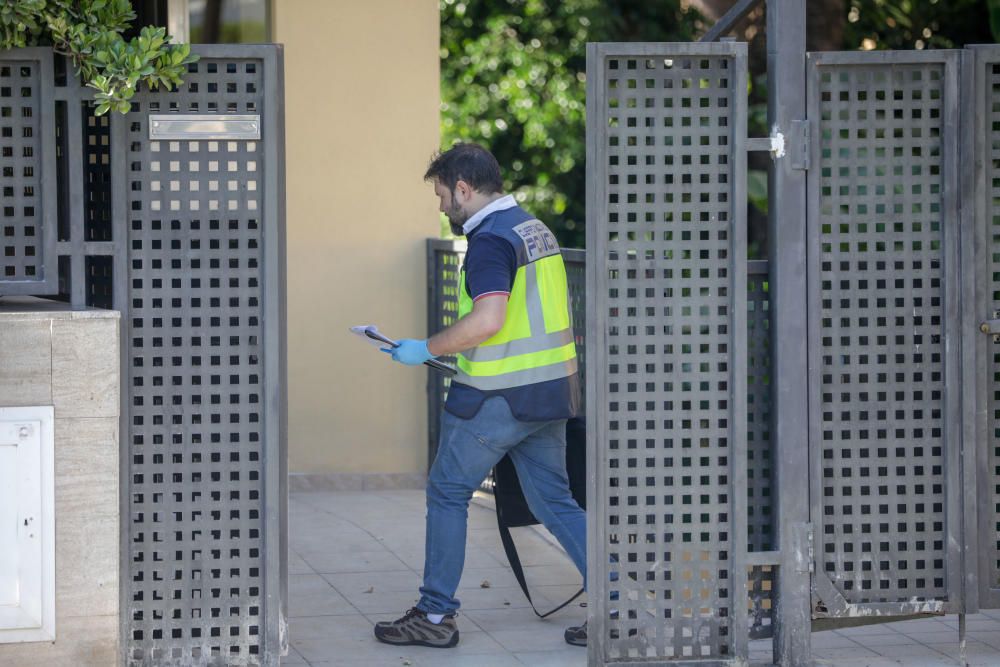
[273,1,440,476]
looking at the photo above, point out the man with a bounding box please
[373,143,587,648]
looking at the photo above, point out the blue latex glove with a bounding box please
[382,338,435,366]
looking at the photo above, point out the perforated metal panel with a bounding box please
[807,51,962,617]
[123,46,286,666]
[0,48,56,294]
[746,260,773,638]
[586,42,748,665]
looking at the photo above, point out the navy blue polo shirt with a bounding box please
[444,200,580,422]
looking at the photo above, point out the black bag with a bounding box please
[492,416,586,618]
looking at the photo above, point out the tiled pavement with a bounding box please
[285,490,1000,666]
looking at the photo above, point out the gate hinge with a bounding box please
[790,120,810,171]
[981,311,1000,342]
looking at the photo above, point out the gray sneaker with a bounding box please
[564,620,587,646]
[374,607,459,648]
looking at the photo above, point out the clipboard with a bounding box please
[350,325,457,376]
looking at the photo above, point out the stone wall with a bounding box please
[0,297,120,666]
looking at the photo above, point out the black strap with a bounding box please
[496,510,584,619]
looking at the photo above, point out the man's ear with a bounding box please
[454,179,473,203]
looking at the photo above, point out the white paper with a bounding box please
[349,324,397,349]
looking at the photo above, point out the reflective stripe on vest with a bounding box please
[456,252,577,391]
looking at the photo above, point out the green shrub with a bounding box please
[0,0,197,114]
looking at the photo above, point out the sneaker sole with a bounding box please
[374,630,460,649]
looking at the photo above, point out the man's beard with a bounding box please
[447,200,468,236]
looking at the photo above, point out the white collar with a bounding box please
[462,194,517,235]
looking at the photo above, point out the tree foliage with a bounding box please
[844,0,992,51]
[0,0,197,114]
[440,0,998,248]
[439,0,700,246]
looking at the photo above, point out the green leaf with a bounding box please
[989,0,1000,43]
[747,169,768,215]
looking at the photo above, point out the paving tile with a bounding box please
[867,643,952,659]
[454,566,521,590]
[287,491,1000,667]
[394,546,506,571]
[900,630,962,645]
[522,564,585,587]
[512,648,587,666]
[488,627,579,653]
[838,623,906,637]
[289,549,315,575]
[294,634,410,667]
[300,548,412,574]
[933,640,996,658]
[289,574,358,617]
[810,632,864,649]
[812,646,881,660]
[289,613,370,641]
[279,645,309,665]
[849,633,920,648]
[463,607,571,633]
[881,618,954,633]
[961,618,1000,632]
[967,629,1000,649]
[814,659,948,667]
[337,588,423,615]
[322,570,422,595]
[451,585,534,611]
[408,653,524,667]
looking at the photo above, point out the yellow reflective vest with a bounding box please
[455,218,578,392]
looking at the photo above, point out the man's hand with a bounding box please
[383,339,436,366]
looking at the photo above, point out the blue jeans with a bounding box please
[417,396,587,615]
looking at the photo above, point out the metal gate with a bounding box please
[585,41,749,665]
[805,50,965,618]
[582,34,1000,666]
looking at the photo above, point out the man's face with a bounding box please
[434,179,469,236]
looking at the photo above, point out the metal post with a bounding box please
[767,0,812,665]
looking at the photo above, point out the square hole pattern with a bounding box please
[599,54,738,661]
[816,64,948,605]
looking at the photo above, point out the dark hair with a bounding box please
[424,142,503,195]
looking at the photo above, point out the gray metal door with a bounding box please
[586,41,749,665]
[806,50,965,619]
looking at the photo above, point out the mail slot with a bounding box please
[148,114,261,140]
